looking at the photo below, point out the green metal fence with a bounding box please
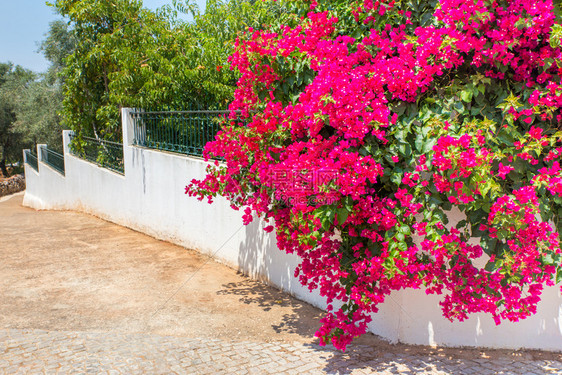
[130,110,237,157]
[69,134,124,175]
[40,146,65,175]
[24,150,38,171]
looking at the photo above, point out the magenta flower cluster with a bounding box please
[187,0,562,350]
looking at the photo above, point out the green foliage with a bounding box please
[14,20,76,158]
[0,63,35,176]
[39,20,76,85]
[51,0,149,140]
[0,20,75,176]
[186,0,287,102]
[16,79,65,151]
[51,0,283,143]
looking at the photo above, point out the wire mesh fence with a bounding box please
[24,150,38,171]
[130,110,242,158]
[40,146,65,175]
[69,134,124,175]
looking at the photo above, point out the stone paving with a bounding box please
[1,328,561,374]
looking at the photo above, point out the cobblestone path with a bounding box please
[1,329,561,374]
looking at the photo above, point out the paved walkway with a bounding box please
[2,329,561,375]
[1,192,561,374]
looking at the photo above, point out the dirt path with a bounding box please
[0,192,330,343]
[0,192,561,374]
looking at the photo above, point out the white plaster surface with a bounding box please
[22,108,562,352]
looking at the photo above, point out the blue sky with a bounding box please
[0,0,206,73]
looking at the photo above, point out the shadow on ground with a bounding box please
[218,277,324,338]
[218,274,562,373]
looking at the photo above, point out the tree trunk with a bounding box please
[0,157,8,177]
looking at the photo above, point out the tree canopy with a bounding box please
[50,0,284,142]
[0,63,34,176]
[0,18,75,176]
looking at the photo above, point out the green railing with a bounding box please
[130,110,236,157]
[40,146,65,175]
[70,134,124,175]
[24,150,38,171]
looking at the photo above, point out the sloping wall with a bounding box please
[22,108,562,351]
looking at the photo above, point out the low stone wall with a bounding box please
[0,174,25,197]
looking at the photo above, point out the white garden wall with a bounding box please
[22,108,562,351]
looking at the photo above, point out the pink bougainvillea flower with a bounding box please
[187,0,562,351]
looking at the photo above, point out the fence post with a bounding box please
[122,108,137,146]
[62,130,74,156]
[22,149,29,164]
[36,144,47,168]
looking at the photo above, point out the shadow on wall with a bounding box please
[225,217,326,338]
[237,217,297,290]
[237,218,272,281]
[394,279,562,350]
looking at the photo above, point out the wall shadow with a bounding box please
[216,218,325,339]
[217,276,324,338]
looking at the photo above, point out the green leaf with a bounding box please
[460,89,473,103]
[337,207,349,225]
[390,172,402,185]
[415,136,424,152]
[481,238,498,255]
[467,208,486,223]
[484,261,496,272]
[456,219,467,229]
[453,101,465,112]
[398,143,412,157]
[480,181,492,197]
[556,269,562,284]
[422,139,436,154]
[399,225,411,235]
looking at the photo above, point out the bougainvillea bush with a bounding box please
[187,0,562,350]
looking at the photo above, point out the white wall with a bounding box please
[22,108,562,352]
